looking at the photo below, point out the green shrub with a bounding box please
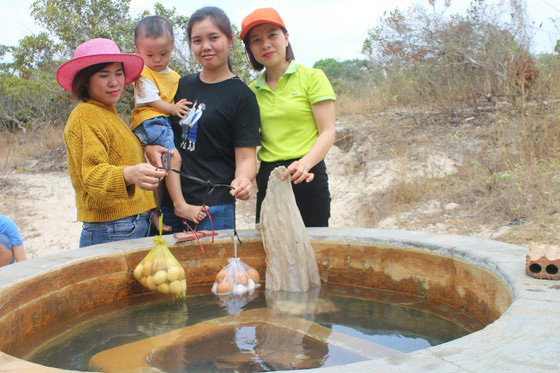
[0,72,72,131]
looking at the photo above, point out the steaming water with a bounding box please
[23,285,471,372]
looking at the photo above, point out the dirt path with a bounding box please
[1,172,82,257]
[0,172,262,258]
[0,146,526,260]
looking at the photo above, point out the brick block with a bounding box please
[526,243,560,280]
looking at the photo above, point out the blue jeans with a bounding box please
[160,203,234,233]
[0,233,15,264]
[133,116,176,151]
[79,212,151,248]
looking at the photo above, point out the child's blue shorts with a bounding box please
[133,116,176,151]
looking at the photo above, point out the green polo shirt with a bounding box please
[250,61,336,162]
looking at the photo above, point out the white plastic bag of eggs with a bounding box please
[211,257,261,296]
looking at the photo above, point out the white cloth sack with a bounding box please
[259,166,321,291]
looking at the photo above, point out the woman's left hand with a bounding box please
[282,160,315,184]
[230,176,253,200]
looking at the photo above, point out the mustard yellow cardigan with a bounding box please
[64,100,155,222]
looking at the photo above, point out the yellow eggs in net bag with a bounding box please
[133,215,186,297]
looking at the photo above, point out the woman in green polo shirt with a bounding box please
[240,8,336,227]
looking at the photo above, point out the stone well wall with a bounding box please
[1,228,556,372]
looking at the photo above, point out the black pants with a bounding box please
[256,159,330,227]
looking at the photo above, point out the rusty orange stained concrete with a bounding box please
[0,229,558,372]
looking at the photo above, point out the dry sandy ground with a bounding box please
[0,146,452,259]
[0,172,265,258]
[0,173,83,258]
[0,139,510,260]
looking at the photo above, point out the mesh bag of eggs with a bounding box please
[133,235,187,298]
[211,257,261,296]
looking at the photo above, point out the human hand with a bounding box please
[171,99,191,118]
[281,160,315,184]
[230,176,253,200]
[123,163,166,191]
[144,145,168,170]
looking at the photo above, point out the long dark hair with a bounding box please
[186,6,233,71]
[243,26,295,71]
[134,15,174,44]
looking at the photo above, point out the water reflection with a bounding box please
[149,323,367,372]
[215,286,261,315]
[25,286,471,372]
[265,287,336,317]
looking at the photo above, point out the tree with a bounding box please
[31,0,134,54]
[0,0,254,130]
[8,33,62,78]
[313,58,372,81]
[230,25,253,83]
[313,58,377,93]
[28,0,250,78]
[361,1,532,109]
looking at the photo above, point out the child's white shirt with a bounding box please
[134,67,171,105]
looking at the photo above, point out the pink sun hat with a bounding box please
[56,38,144,92]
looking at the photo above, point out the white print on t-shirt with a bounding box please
[134,78,160,104]
[134,68,172,104]
[180,100,205,151]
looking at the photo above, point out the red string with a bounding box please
[181,206,214,254]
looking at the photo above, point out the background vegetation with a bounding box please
[0,0,251,131]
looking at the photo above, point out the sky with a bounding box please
[1,0,559,67]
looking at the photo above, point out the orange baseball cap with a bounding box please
[240,8,286,40]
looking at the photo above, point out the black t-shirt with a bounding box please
[162,73,260,206]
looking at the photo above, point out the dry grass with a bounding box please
[335,83,381,116]
[2,54,559,248]
[367,99,560,245]
[332,56,560,245]
[0,125,66,174]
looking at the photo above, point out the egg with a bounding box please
[216,280,232,294]
[166,258,177,269]
[247,279,256,292]
[169,280,182,296]
[211,282,218,294]
[146,276,157,291]
[179,267,186,280]
[142,261,153,277]
[215,268,228,282]
[140,276,148,288]
[153,270,167,286]
[167,266,180,282]
[133,264,143,281]
[157,283,170,295]
[153,258,165,272]
[235,271,248,285]
[232,284,247,296]
[246,268,260,283]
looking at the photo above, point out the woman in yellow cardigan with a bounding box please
[56,38,166,247]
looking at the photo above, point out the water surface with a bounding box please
[23,285,472,371]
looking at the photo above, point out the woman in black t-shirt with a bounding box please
[152,7,260,232]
